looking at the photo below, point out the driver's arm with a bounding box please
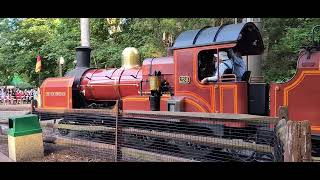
[201,75,218,84]
[207,76,218,82]
[201,63,226,84]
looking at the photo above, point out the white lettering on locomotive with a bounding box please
[45,92,66,96]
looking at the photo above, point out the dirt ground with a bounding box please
[33,143,115,162]
[0,134,115,162]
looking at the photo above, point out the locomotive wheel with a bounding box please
[222,148,256,162]
[311,137,320,157]
[254,123,275,146]
[58,128,70,136]
[223,132,259,162]
[169,140,213,160]
[167,124,223,160]
[123,133,156,149]
[57,120,70,136]
[253,152,274,162]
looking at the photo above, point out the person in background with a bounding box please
[26,89,30,103]
[3,88,7,104]
[33,88,38,101]
[12,89,17,104]
[7,89,10,104]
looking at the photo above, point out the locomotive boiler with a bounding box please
[38,22,320,147]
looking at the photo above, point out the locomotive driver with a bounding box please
[229,49,246,81]
[200,49,245,84]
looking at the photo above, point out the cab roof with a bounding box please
[172,22,264,56]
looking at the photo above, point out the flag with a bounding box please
[35,55,42,73]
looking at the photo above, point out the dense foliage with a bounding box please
[262,18,320,82]
[0,18,319,86]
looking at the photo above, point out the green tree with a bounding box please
[262,18,320,83]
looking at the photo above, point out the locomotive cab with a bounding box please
[171,22,264,114]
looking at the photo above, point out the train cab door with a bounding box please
[214,81,248,114]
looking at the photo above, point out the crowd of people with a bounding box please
[0,87,37,105]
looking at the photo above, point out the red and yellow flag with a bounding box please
[35,55,42,73]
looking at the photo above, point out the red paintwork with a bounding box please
[80,56,174,101]
[122,95,171,111]
[80,67,142,101]
[40,77,74,110]
[270,51,320,134]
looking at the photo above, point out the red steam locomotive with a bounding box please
[38,22,320,141]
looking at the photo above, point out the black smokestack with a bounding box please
[76,46,91,68]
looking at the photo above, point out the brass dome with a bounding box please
[121,47,140,68]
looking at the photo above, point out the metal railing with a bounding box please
[220,74,237,82]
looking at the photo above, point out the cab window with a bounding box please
[198,49,217,81]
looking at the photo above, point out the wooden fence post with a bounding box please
[300,120,312,162]
[276,106,312,162]
[115,99,123,162]
[275,106,288,155]
[278,106,288,120]
[284,121,300,162]
[283,120,312,162]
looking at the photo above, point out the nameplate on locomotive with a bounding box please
[179,76,191,84]
[45,92,66,96]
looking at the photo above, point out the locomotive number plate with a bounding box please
[179,76,191,84]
